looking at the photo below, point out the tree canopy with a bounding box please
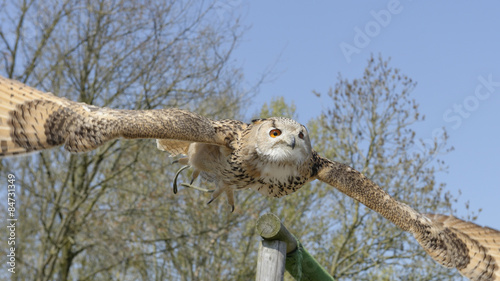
[1,1,466,280]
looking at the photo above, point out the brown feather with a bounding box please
[0,75,238,157]
[425,214,500,281]
[314,155,500,280]
[156,139,192,156]
[0,75,71,155]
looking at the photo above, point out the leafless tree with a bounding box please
[0,1,470,280]
[0,0,261,280]
[275,55,463,280]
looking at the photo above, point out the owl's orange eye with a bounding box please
[269,129,282,138]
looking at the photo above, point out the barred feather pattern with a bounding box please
[0,75,229,156]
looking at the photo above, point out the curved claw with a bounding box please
[173,165,190,194]
[206,186,235,212]
[190,170,200,185]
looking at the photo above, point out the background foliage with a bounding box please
[1,1,465,280]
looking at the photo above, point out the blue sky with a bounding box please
[231,1,500,228]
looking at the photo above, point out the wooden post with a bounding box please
[255,213,335,281]
[255,240,287,281]
[255,213,298,281]
[256,213,298,254]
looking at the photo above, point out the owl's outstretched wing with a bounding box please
[425,214,500,281]
[313,154,500,280]
[0,75,243,157]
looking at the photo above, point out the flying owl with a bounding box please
[1,75,499,280]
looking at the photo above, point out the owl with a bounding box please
[1,75,499,280]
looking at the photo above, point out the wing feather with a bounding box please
[425,214,500,281]
[0,75,241,157]
[156,139,192,156]
[314,154,500,280]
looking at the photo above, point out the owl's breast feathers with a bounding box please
[223,148,321,198]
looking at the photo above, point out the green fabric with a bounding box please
[285,240,335,281]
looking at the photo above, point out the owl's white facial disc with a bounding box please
[255,118,312,164]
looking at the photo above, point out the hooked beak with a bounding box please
[288,136,296,149]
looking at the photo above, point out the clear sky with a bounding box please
[230,1,500,228]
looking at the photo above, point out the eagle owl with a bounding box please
[1,75,499,280]
[169,117,313,209]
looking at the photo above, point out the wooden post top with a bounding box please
[256,213,298,254]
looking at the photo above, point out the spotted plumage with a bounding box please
[1,75,499,280]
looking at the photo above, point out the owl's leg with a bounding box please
[175,157,189,165]
[179,183,213,193]
[173,158,201,188]
[207,185,235,212]
[207,186,224,205]
[225,188,235,212]
[172,165,211,193]
[190,169,200,184]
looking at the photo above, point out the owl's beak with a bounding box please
[288,136,296,149]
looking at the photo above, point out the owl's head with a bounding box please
[252,117,312,164]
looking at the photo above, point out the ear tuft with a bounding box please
[251,118,266,124]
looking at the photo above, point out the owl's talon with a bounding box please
[180,183,213,193]
[190,169,200,185]
[177,157,189,165]
[205,185,236,212]
[206,197,234,212]
[173,165,190,194]
[226,188,235,212]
